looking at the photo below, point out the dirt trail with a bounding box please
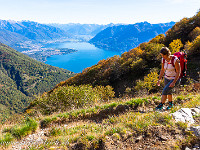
[4,99,200,150]
[8,121,91,150]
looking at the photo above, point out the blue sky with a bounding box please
[0,0,199,24]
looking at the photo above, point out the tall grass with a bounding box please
[3,117,38,140]
[0,133,13,145]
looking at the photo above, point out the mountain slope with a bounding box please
[89,21,175,52]
[50,12,200,97]
[0,43,74,121]
[0,20,71,48]
[0,28,29,46]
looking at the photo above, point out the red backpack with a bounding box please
[163,52,187,79]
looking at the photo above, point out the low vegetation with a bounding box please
[0,90,199,149]
[28,84,115,115]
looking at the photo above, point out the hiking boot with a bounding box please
[155,103,163,110]
[166,102,173,110]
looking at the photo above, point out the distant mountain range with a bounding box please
[48,23,115,41]
[0,20,71,49]
[89,21,176,52]
[0,20,175,54]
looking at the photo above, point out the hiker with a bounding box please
[156,47,181,110]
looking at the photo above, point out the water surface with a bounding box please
[45,42,121,73]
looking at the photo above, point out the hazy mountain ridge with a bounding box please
[48,23,115,41]
[0,27,29,46]
[89,21,175,52]
[0,20,71,48]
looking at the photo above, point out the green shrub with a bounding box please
[105,127,122,136]
[142,43,164,62]
[40,117,57,128]
[49,127,62,136]
[94,85,115,101]
[7,117,38,139]
[102,102,118,109]
[86,135,95,141]
[0,133,13,145]
[125,98,148,108]
[31,85,115,114]
[152,96,158,100]
[135,69,161,93]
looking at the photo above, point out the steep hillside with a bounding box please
[0,28,29,46]
[50,12,200,97]
[89,21,175,52]
[0,43,74,121]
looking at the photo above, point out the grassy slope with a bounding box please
[0,90,199,149]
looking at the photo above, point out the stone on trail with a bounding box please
[171,108,195,123]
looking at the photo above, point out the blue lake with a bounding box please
[45,42,121,73]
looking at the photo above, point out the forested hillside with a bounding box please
[51,11,200,97]
[0,43,74,121]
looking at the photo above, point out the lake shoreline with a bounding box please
[45,42,121,73]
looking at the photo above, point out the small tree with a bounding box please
[135,69,161,94]
[169,39,183,54]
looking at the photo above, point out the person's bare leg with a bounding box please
[166,95,173,109]
[167,95,172,102]
[161,95,167,104]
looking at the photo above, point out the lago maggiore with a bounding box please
[45,42,121,73]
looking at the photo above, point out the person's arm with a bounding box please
[169,59,180,87]
[157,61,165,86]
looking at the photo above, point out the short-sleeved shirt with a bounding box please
[162,56,179,80]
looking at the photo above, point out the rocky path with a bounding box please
[9,129,48,150]
[8,121,89,150]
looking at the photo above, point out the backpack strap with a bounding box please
[171,56,175,67]
[162,58,165,64]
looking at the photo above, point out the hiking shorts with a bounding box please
[162,78,180,95]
